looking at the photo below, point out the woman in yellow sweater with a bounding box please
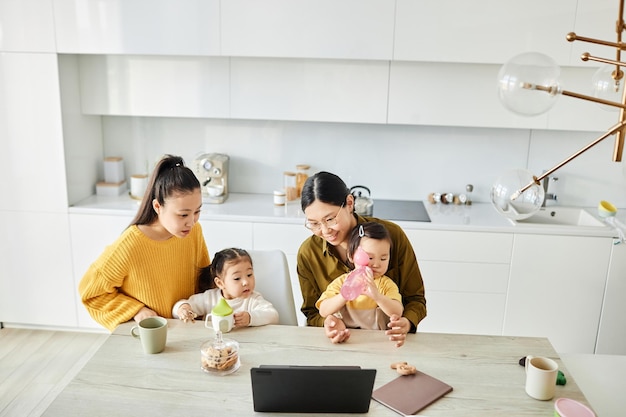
[79,155,210,331]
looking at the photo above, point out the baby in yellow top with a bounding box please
[316,222,403,330]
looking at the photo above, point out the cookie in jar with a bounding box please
[200,336,240,375]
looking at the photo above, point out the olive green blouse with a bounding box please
[296,214,427,331]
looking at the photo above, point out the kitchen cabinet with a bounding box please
[394,0,576,66]
[0,53,67,212]
[76,55,389,124]
[52,0,220,56]
[388,61,549,130]
[78,55,230,118]
[388,61,616,133]
[405,229,513,335]
[571,0,621,67]
[200,220,254,253]
[0,212,76,327]
[0,52,77,327]
[544,66,619,132]
[221,0,394,60]
[504,234,612,353]
[229,58,389,124]
[0,0,56,52]
[69,214,134,329]
[595,240,626,354]
[253,222,312,326]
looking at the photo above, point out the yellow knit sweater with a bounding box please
[79,222,210,331]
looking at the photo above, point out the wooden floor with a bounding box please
[0,327,107,417]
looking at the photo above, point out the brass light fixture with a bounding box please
[492,0,626,220]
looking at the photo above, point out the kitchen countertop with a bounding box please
[70,192,623,238]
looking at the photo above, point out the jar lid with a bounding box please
[283,171,296,176]
[296,164,310,170]
[554,398,596,417]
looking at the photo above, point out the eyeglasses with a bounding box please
[304,203,344,231]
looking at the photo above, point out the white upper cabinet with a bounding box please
[570,0,621,67]
[394,0,577,65]
[388,61,550,129]
[78,55,230,118]
[0,0,56,52]
[545,66,620,131]
[230,58,389,123]
[0,53,67,212]
[221,0,395,60]
[53,0,220,55]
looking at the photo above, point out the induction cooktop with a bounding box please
[372,199,431,222]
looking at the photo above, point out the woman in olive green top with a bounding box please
[297,171,426,346]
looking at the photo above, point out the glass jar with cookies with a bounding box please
[200,333,240,375]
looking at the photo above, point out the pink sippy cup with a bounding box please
[340,246,371,301]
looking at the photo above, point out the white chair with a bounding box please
[248,249,299,326]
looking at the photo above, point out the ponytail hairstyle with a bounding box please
[130,155,200,226]
[346,222,392,269]
[300,171,350,212]
[197,248,253,293]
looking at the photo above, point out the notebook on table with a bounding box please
[372,370,453,416]
[250,365,377,413]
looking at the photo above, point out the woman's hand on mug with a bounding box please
[324,315,351,344]
[386,314,410,347]
[134,306,158,324]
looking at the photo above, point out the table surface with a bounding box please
[43,321,592,417]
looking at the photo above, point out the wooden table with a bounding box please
[43,321,592,416]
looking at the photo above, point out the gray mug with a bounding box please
[130,316,168,354]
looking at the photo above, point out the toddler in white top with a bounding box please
[173,248,279,327]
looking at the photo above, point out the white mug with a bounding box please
[205,312,234,333]
[525,355,558,400]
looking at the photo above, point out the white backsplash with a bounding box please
[102,116,626,208]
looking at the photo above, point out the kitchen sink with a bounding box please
[512,207,606,227]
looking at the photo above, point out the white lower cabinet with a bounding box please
[405,229,513,335]
[16,208,620,352]
[504,234,612,354]
[69,213,134,329]
[595,240,626,354]
[200,220,253,254]
[0,213,76,327]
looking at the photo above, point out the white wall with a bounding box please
[100,117,626,208]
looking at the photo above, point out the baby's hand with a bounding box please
[233,311,251,327]
[362,267,379,298]
[178,305,197,323]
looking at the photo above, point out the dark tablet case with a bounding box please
[371,371,453,416]
[251,366,377,413]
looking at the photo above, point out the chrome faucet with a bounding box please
[542,175,558,207]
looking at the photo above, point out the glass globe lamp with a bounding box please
[592,65,624,112]
[490,169,545,220]
[498,52,562,116]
